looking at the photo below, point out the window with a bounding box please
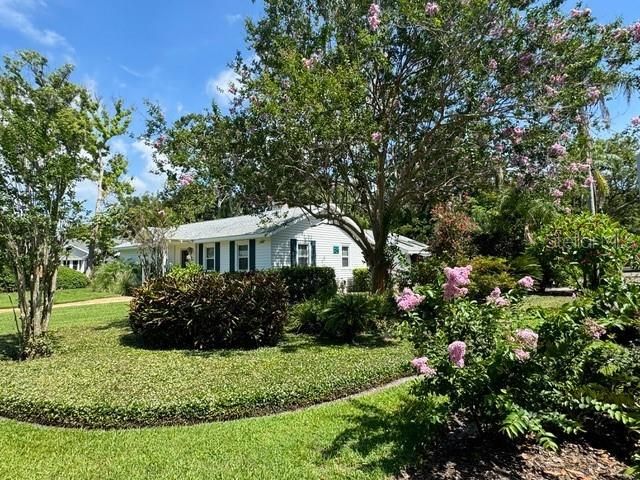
[341,246,349,267]
[72,260,79,270]
[238,243,249,271]
[205,247,216,271]
[297,243,309,267]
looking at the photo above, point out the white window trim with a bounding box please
[297,242,310,267]
[237,241,250,272]
[205,246,216,271]
[341,245,350,268]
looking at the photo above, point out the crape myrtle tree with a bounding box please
[222,0,639,291]
[0,51,95,358]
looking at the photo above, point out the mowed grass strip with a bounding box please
[0,288,118,310]
[0,303,413,428]
[0,382,416,480]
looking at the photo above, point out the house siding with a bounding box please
[198,238,271,273]
[271,219,366,284]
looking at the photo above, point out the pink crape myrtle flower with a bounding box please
[584,319,606,339]
[443,265,472,300]
[178,174,194,187]
[371,131,382,144]
[367,3,381,31]
[587,86,601,103]
[514,348,530,362]
[516,328,538,350]
[448,341,466,368]
[425,2,440,16]
[517,276,535,290]
[486,287,509,307]
[551,188,564,199]
[583,174,594,188]
[632,116,640,127]
[630,22,640,43]
[411,357,437,377]
[571,8,591,18]
[395,288,425,312]
[563,179,576,191]
[488,58,498,72]
[549,143,567,158]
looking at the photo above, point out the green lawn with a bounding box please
[0,380,417,480]
[0,303,413,428]
[0,288,118,310]
[520,295,574,310]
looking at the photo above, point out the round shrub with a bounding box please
[56,266,89,289]
[322,293,377,342]
[129,271,288,350]
[467,256,517,300]
[350,267,371,292]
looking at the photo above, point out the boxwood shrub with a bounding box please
[129,271,288,350]
[56,266,90,289]
[277,266,337,303]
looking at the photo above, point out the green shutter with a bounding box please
[290,239,297,266]
[229,241,236,272]
[215,242,221,272]
[198,243,204,267]
[249,239,256,271]
[310,240,316,266]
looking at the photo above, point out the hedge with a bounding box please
[130,271,288,350]
[277,266,337,303]
[57,266,90,290]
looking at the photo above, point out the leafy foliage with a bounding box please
[322,293,377,342]
[91,261,140,295]
[130,271,288,350]
[467,256,517,300]
[277,266,337,303]
[530,213,637,289]
[56,267,89,290]
[350,267,371,293]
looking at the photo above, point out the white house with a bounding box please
[114,207,428,286]
[61,241,89,272]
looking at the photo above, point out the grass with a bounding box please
[521,295,574,310]
[0,303,413,428]
[0,380,417,480]
[0,288,118,310]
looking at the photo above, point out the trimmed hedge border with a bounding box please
[0,368,410,429]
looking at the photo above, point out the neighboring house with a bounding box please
[114,207,428,286]
[61,241,89,273]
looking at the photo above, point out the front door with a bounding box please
[181,249,190,267]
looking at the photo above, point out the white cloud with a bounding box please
[130,140,168,195]
[225,14,242,25]
[82,75,98,97]
[176,102,184,114]
[206,68,239,108]
[0,0,71,50]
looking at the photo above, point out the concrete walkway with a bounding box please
[0,296,132,314]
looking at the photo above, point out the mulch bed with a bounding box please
[399,439,632,479]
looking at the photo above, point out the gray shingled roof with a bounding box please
[169,208,303,241]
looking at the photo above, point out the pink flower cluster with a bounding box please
[443,265,472,300]
[583,174,594,188]
[371,131,382,144]
[486,287,509,307]
[630,22,640,43]
[549,143,567,158]
[517,276,535,290]
[302,53,322,69]
[178,174,194,187]
[425,2,440,16]
[368,3,381,31]
[411,357,437,377]
[515,328,538,350]
[632,116,640,127]
[448,341,466,368]
[570,8,591,18]
[514,348,530,362]
[587,86,601,103]
[395,288,425,312]
[488,58,498,72]
[584,318,606,339]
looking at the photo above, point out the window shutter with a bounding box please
[214,242,221,272]
[310,240,317,266]
[198,243,204,267]
[249,239,256,271]
[229,241,236,272]
[290,239,297,266]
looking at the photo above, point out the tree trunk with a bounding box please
[86,157,106,276]
[367,226,391,294]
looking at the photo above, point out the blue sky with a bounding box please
[0,0,638,210]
